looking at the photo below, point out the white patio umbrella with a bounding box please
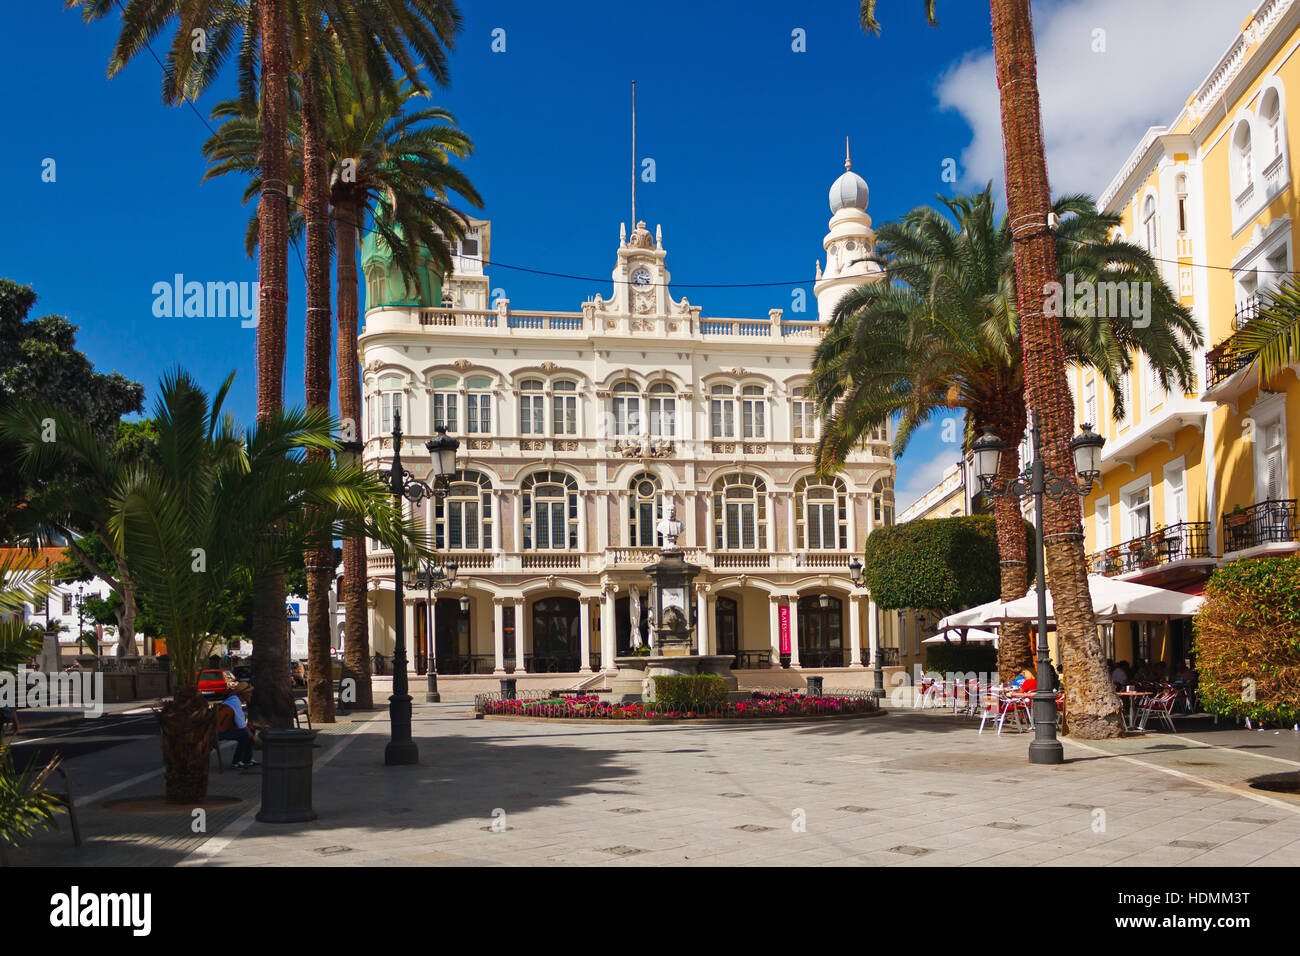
[922,627,999,645]
[935,598,1006,631]
[992,574,1203,624]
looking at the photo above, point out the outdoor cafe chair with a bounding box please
[1135,690,1178,732]
[978,693,1031,735]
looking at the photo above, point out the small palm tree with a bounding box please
[1226,280,1300,386]
[18,370,427,801]
[812,188,1201,679]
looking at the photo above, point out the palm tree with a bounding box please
[813,189,1200,685]
[15,370,427,800]
[860,0,1124,736]
[203,66,481,709]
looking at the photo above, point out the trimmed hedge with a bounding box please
[923,642,997,675]
[650,675,729,711]
[862,514,1033,612]
[1193,556,1300,727]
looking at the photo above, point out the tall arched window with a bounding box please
[519,379,545,435]
[713,473,767,550]
[522,471,578,550]
[873,477,895,527]
[552,380,578,436]
[710,384,735,438]
[431,376,458,432]
[612,382,640,436]
[373,374,403,436]
[1175,174,1188,234]
[1142,194,1159,255]
[435,470,493,550]
[795,475,847,550]
[1233,120,1255,196]
[647,383,676,437]
[791,386,816,440]
[741,385,766,439]
[466,376,492,434]
[628,472,663,547]
[1261,87,1283,162]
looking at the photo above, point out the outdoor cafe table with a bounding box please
[1116,689,1151,731]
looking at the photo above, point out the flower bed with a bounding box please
[475,691,880,721]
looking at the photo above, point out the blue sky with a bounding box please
[0,0,1258,509]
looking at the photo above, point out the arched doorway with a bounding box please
[715,596,739,656]
[531,597,580,671]
[798,594,843,668]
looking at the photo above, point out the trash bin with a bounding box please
[256,728,318,823]
[499,678,517,701]
[805,675,824,697]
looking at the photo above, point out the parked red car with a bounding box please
[198,669,236,699]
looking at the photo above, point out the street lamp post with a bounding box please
[374,412,460,766]
[847,557,885,699]
[409,558,458,703]
[969,412,1104,766]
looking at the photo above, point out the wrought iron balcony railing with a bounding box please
[1222,499,1298,554]
[1205,297,1261,389]
[1089,521,1213,576]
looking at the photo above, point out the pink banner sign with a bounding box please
[778,605,791,655]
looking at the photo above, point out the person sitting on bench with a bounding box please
[217,682,258,768]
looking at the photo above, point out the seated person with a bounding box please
[216,682,259,769]
[1110,660,1130,686]
[1014,668,1037,693]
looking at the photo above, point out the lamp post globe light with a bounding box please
[847,557,885,699]
[970,412,1104,766]
[366,410,461,766]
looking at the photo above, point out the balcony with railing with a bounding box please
[1222,499,1298,555]
[1204,297,1259,393]
[365,548,859,578]
[1089,521,1214,577]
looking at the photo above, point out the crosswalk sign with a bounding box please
[285,603,301,621]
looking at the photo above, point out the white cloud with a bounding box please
[936,0,1260,197]
[895,437,965,514]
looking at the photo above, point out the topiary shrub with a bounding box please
[1193,556,1300,727]
[923,642,997,676]
[862,514,1033,612]
[650,675,728,712]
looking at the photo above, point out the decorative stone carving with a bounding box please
[452,358,472,370]
[365,360,384,373]
[794,443,815,456]
[743,443,768,455]
[552,439,579,452]
[631,316,653,330]
[628,220,654,249]
[468,439,493,451]
[540,361,558,372]
[520,439,545,452]
[729,367,746,377]
[633,289,653,316]
[711,442,735,454]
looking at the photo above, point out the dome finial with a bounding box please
[845,136,852,171]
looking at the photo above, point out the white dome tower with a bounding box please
[813,139,883,322]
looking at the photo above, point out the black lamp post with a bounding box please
[970,412,1104,766]
[848,557,885,699]
[409,558,459,702]
[371,413,459,766]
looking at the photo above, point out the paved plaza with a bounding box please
[8,697,1300,867]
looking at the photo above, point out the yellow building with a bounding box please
[1074,0,1300,670]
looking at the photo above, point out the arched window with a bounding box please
[1233,120,1255,196]
[713,473,767,550]
[1261,87,1283,161]
[791,386,816,440]
[552,380,578,436]
[612,382,640,437]
[435,470,492,550]
[519,379,545,435]
[628,472,663,547]
[522,471,578,550]
[647,383,676,437]
[795,476,847,550]
[710,384,735,438]
[741,384,766,439]
[1175,174,1188,234]
[431,375,458,433]
[466,376,492,434]
[373,374,403,436]
[873,476,895,527]
[1142,194,1158,255]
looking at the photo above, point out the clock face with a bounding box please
[631,268,652,287]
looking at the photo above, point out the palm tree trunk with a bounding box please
[302,67,336,725]
[333,193,374,710]
[159,685,214,803]
[990,0,1121,737]
[249,0,294,729]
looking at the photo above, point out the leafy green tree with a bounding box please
[812,188,1200,678]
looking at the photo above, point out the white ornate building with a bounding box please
[356,162,897,677]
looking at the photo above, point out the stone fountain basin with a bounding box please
[608,654,745,703]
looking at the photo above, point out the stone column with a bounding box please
[766,492,777,552]
[848,594,864,668]
[493,598,506,674]
[768,596,782,667]
[578,598,593,674]
[695,585,708,656]
[597,491,610,553]
[577,490,589,554]
[684,491,698,547]
[513,598,526,673]
[600,588,616,671]
[512,491,524,554]
[846,489,858,552]
[867,596,879,670]
[787,493,798,554]
[787,595,802,669]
